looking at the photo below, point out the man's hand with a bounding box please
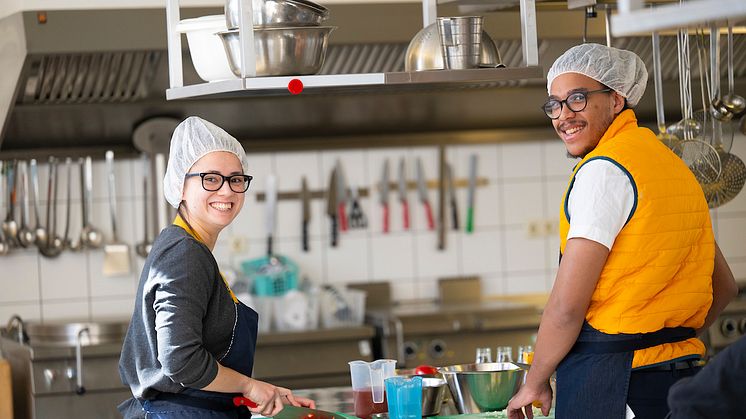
[507,381,553,419]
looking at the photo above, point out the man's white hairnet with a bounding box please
[163,116,249,208]
[547,43,648,107]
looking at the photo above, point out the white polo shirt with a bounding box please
[566,159,636,251]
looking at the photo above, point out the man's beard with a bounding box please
[564,111,616,159]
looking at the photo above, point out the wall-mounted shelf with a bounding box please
[611,0,746,37]
[165,67,543,99]
[164,0,541,99]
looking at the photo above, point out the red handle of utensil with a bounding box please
[338,203,348,232]
[233,396,259,408]
[402,200,409,230]
[382,204,389,233]
[424,202,435,230]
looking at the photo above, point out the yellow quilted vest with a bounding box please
[558,110,715,368]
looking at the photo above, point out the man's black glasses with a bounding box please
[185,172,253,193]
[542,88,612,119]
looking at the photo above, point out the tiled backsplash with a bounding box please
[2,134,746,324]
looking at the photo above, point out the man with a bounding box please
[507,43,738,419]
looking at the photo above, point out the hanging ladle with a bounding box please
[709,24,734,122]
[39,157,64,258]
[722,23,745,118]
[61,158,79,252]
[652,31,679,149]
[135,154,152,258]
[0,161,9,256]
[29,159,47,247]
[1,161,19,248]
[79,156,103,249]
[16,161,36,248]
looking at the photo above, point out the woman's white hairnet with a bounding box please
[547,43,648,107]
[163,116,249,208]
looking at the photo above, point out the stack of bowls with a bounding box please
[219,0,335,77]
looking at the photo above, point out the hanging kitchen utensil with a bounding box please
[668,29,703,141]
[300,176,310,252]
[722,23,745,118]
[652,31,679,149]
[62,158,81,252]
[103,151,132,276]
[416,158,435,231]
[153,153,168,235]
[465,154,477,234]
[0,162,8,255]
[348,186,367,229]
[135,155,151,258]
[397,157,409,230]
[326,167,338,247]
[445,163,459,231]
[16,161,35,248]
[335,160,348,232]
[708,24,734,122]
[436,146,446,250]
[2,161,19,248]
[29,159,47,247]
[265,174,277,258]
[39,157,63,258]
[80,156,103,249]
[379,159,390,233]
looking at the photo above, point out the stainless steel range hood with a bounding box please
[1,5,745,156]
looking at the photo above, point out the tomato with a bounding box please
[413,365,438,375]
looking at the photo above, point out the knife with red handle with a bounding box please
[233,396,259,408]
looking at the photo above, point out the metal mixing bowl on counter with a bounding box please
[439,362,525,413]
[225,0,329,29]
[218,26,335,77]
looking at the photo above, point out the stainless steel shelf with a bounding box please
[611,0,746,37]
[166,66,543,99]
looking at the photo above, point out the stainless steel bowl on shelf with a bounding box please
[439,362,525,413]
[218,26,335,77]
[225,0,329,29]
[405,22,503,72]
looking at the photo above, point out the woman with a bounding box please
[118,116,314,418]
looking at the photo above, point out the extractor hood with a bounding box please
[1,5,745,156]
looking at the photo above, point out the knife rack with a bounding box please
[254,178,488,202]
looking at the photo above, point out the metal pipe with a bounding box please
[75,327,90,395]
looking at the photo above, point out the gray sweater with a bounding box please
[119,225,238,399]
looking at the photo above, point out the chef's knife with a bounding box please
[445,163,459,230]
[466,154,477,234]
[397,157,409,230]
[380,159,390,233]
[300,176,310,252]
[326,168,338,247]
[335,160,348,232]
[233,397,348,419]
[416,158,435,230]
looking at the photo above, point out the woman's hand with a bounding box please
[277,386,316,409]
[242,378,285,417]
[506,380,553,419]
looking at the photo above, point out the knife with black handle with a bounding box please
[326,168,338,247]
[300,176,310,252]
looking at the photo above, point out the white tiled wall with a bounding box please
[2,134,746,324]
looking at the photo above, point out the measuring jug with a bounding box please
[349,359,397,419]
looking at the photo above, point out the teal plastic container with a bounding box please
[240,255,299,296]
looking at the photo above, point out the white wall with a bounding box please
[2,135,746,324]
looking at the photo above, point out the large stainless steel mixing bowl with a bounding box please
[219,27,335,77]
[440,362,525,413]
[405,23,502,72]
[225,0,329,29]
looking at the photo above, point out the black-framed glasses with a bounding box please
[185,172,253,193]
[542,88,612,119]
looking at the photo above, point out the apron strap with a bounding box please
[570,326,696,354]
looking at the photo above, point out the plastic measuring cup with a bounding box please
[385,376,423,419]
[349,359,397,419]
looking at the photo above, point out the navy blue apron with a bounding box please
[555,322,695,419]
[118,301,259,419]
